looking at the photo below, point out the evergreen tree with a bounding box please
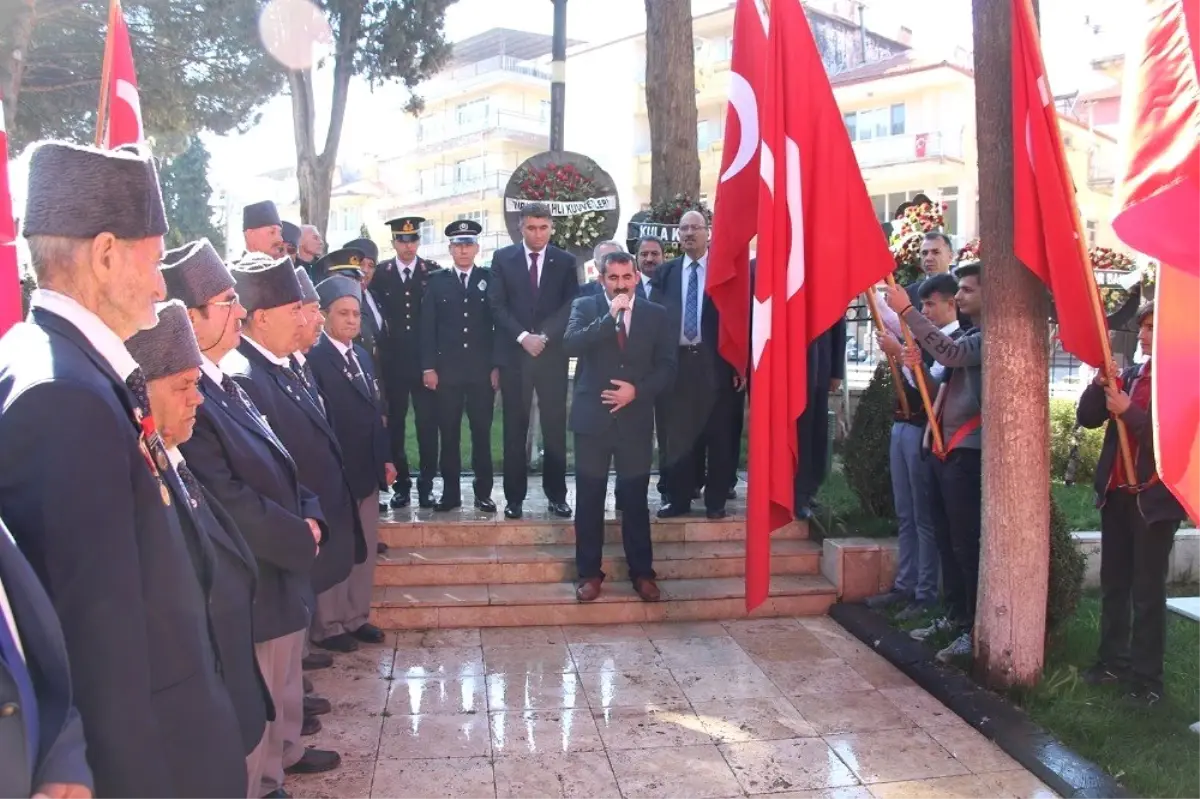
[159,137,225,252]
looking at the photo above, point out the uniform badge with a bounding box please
[477,280,486,292]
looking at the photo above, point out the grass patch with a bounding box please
[1012,590,1200,799]
[1052,481,1101,531]
[811,465,897,540]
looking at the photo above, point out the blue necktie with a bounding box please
[0,607,39,772]
[684,262,700,343]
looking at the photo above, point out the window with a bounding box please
[417,116,441,142]
[1086,220,1097,248]
[844,104,905,141]
[419,220,437,246]
[890,104,906,136]
[456,210,486,233]
[886,192,908,218]
[419,168,437,193]
[539,100,551,122]
[697,119,716,149]
[455,157,484,185]
[455,98,489,128]
[843,112,857,141]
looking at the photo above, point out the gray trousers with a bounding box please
[250,629,306,795]
[311,493,380,638]
[889,421,939,603]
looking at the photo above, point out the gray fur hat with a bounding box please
[23,141,167,240]
[316,275,362,309]
[125,301,203,381]
[161,239,234,308]
[295,267,319,304]
[243,200,282,230]
[230,252,302,313]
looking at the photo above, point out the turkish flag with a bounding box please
[0,97,20,337]
[1112,0,1200,522]
[707,0,767,376]
[746,0,895,610]
[0,96,14,246]
[103,0,144,148]
[1011,0,1107,368]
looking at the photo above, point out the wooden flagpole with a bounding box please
[94,0,119,147]
[864,288,912,417]
[886,274,944,453]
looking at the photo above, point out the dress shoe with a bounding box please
[548,500,572,518]
[378,500,388,512]
[434,497,461,512]
[301,652,332,671]
[794,505,814,521]
[301,715,321,736]
[314,633,358,653]
[351,623,385,644]
[475,496,497,513]
[418,492,436,509]
[504,503,523,519]
[304,695,331,716]
[633,578,661,602]
[262,789,291,798]
[706,508,728,520]
[284,747,341,775]
[377,541,388,555]
[576,577,603,602]
[727,486,738,500]
[302,675,313,694]
[657,503,691,519]
[389,491,410,509]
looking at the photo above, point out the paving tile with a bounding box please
[924,723,1021,774]
[671,664,783,703]
[371,756,495,798]
[608,744,744,799]
[560,622,650,643]
[480,626,566,647]
[493,751,621,798]
[486,671,587,711]
[285,756,374,799]
[389,675,488,715]
[378,713,492,760]
[788,690,916,735]
[757,789,875,799]
[488,708,605,755]
[578,666,688,709]
[692,697,818,742]
[391,645,485,679]
[976,769,1058,798]
[640,620,730,638]
[394,628,483,648]
[719,737,861,794]
[824,729,970,784]
[483,644,576,675]
[592,703,714,750]
[653,635,758,668]
[315,671,392,711]
[759,657,876,695]
[301,710,384,760]
[569,640,665,671]
[878,687,967,729]
[866,774,1003,798]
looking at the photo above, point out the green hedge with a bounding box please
[1050,397,1104,485]
[843,364,896,519]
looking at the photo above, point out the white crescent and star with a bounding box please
[115,78,144,139]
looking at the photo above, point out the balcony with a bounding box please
[422,55,552,100]
[398,171,513,206]
[851,132,964,169]
[413,110,550,154]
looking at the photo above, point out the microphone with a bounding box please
[616,308,626,330]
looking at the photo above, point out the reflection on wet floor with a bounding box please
[290,617,1058,798]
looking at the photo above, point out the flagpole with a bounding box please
[885,274,944,452]
[94,0,119,147]
[864,288,912,417]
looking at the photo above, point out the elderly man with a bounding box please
[341,237,386,367]
[0,141,247,796]
[161,242,338,794]
[244,201,286,258]
[308,269,394,642]
[292,268,326,412]
[282,221,301,259]
[126,301,275,792]
[296,225,325,277]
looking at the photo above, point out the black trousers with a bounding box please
[385,367,438,495]
[927,448,982,627]
[654,397,669,494]
[1098,490,1179,692]
[794,383,830,508]
[574,430,655,581]
[436,380,495,503]
[663,346,735,512]
[500,353,568,504]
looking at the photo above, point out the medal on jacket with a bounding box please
[133,408,172,507]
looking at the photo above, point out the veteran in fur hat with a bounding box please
[0,141,249,797]
[243,201,285,258]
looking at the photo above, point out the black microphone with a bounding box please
[616,308,626,330]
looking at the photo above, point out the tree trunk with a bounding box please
[2,0,38,125]
[643,0,700,204]
[972,0,1050,688]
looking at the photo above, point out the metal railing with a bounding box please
[425,55,552,91]
[851,131,965,169]
[416,110,550,146]
[398,171,512,205]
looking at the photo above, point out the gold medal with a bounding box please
[154,449,169,473]
[159,479,171,506]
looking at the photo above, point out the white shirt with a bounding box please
[292,351,307,368]
[453,266,475,288]
[0,531,25,662]
[396,259,417,281]
[328,335,354,358]
[31,288,139,381]
[200,354,225,387]
[678,251,708,345]
[240,334,290,367]
[640,272,652,292]
[166,446,185,469]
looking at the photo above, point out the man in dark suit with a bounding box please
[794,317,847,519]
[308,264,394,645]
[649,210,742,519]
[0,141,248,797]
[126,301,275,776]
[372,217,440,509]
[0,518,93,799]
[226,258,367,659]
[243,200,286,259]
[161,241,339,794]
[488,202,579,519]
[420,220,500,512]
[636,235,670,495]
[565,251,677,603]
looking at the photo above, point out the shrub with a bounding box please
[1046,493,1085,644]
[1049,398,1104,485]
[844,363,896,519]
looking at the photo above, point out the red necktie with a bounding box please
[529,251,540,293]
[617,320,627,350]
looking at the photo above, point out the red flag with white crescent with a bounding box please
[0,97,19,338]
[0,98,14,245]
[746,0,895,610]
[103,0,145,148]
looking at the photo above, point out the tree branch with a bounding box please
[320,4,363,167]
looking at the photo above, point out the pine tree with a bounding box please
[159,137,225,252]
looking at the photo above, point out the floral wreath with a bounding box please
[889,199,948,285]
[645,193,712,259]
[512,161,605,251]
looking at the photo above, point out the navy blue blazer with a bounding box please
[307,334,391,501]
[487,243,579,366]
[563,293,678,437]
[181,371,322,642]
[649,255,737,386]
[0,518,92,798]
[0,310,246,797]
[229,340,366,595]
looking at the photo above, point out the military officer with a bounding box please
[373,216,440,509]
[243,200,286,258]
[421,220,499,512]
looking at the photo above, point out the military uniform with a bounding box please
[421,220,498,512]
[372,216,440,508]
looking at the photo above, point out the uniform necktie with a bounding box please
[528,251,539,294]
[460,271,469,290]
[345,349,371,394]
[402,267,411,283]
[684,262,700,343]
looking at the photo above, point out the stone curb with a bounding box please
[828,602,1128,799]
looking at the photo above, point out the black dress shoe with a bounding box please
[302,652,333,670]
[434,497,461,512]
[351,623,385,644]
[301,714,321,736]
[314,633,358,653]
[475,497,497,512]
[418,492,436,509]
[284,747,341,775]
[548,501,572,518]
[706,508,728,520]
[377,541,388,555]
[504,503,523,519]
[389,492,410,509]
[304,694,331,716]
[262,789,291,798]
[657,503,691,519]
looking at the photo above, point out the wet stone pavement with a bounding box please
[292,617,1057,798]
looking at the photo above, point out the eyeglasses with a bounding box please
[678,224,707,232]
[208,294,240,309]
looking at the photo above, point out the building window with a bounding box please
[456,210,486,232]
[539,100,551,122]
[844,104,905,141]
[420,220,437,246]
[1086,219,1097,247]
[455,98,489,128]
[843,112,857,141]
[417,116,441,142]
[455,157,485,184]
[939,186,958,235]
[697,119,716,149]
[890,104,906,136]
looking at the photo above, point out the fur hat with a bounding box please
[125,301,203,381]
[295,267,319,304]
[342,237,378,262]
[229,252,302,313]
[282,221,302,249]
[316,275,362,309]
[161,239,234,308]
[242,201,282,231]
